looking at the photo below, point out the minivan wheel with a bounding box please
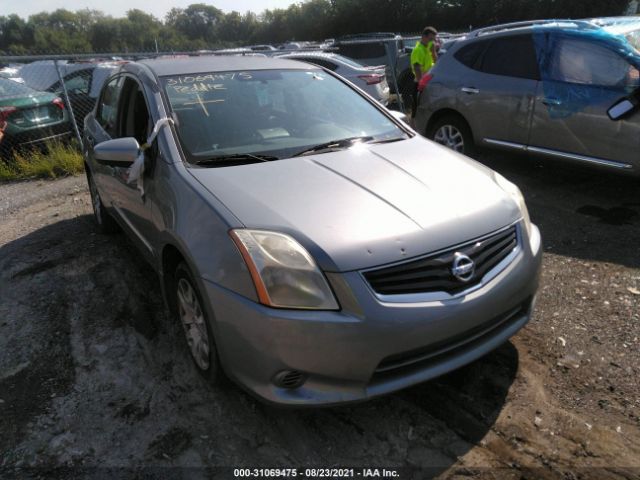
[429,115,475,156]
[174,262,219,381]
[87,173,120,233]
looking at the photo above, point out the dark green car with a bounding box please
[0,78,71,158]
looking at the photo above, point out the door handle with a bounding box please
[542,97,563,106]
[461,87,480,94]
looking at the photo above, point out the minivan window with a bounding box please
[481,35,539,80]
[162,69,405,162]
[549,37,640,88]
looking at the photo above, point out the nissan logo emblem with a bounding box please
[451,252,475,282]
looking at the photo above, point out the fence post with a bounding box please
[54,60,83,149]
[385,42,404,113]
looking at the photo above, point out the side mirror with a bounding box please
[389,109,410,124]
[607,98,636,120]
[94,137,140,166]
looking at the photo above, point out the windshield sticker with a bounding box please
[170,83,226,94]
[166,72,255,95]
[166,72,253,85]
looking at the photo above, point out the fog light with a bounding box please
[273,370,307,389]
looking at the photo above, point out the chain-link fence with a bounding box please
[0,52,174,163]
[0,35,459,165]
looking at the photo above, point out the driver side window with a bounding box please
[118,78,152,145]
[96,76,123,137]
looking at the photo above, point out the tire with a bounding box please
[174,262,219,382]
[428,114,476,157]
[87,172,120,234]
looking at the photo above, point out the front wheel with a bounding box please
[174,262,219,382]
[428,115,476,156]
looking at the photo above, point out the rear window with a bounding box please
[336,43,386,60]
[454,40,489,70]
[294,58,338,71]
[481,35,539,80]
[335,55,366,69]
[0,78,37,97]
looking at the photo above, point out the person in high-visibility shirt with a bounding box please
[410,26,438,120]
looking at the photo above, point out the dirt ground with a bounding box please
[0,153,639,480]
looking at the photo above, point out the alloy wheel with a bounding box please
[434,124,465,153]
[177,277,211,370]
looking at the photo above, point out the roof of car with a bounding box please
[468,16,640,39]
[138,55,315,76]
[279,52,339,59]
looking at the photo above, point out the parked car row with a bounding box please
[416,17,640,174]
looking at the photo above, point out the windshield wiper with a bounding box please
[194,153,279,166]
[291,136,374,157]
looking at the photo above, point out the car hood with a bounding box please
[188,136,521,272]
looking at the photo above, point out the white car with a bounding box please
[278,52,390,105]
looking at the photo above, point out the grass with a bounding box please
[0,141,84,181]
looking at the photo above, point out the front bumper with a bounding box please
[207,223,542,406]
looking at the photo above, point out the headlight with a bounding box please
[493,172,532,238]
[230,229,339,310]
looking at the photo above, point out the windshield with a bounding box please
[162,69,405,163]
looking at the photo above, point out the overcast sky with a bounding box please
[5,0,299,20]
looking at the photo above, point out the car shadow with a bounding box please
[255,342,518,472]
[476,151,640,268]
[1,214,519,473]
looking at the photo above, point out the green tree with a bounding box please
[166,3,223,46]
[0,14,34,53]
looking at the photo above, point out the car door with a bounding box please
[86,75,123,206]
[529,32,640,169]
[90,75,158,262]
[453,34,539,149]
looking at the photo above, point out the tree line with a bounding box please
[0,0,630,54]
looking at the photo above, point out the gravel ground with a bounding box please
[0,154,638,480]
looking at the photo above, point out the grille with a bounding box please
[363,226,518,296]
[372,299,531,379]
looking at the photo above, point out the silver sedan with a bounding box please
[84,56,542,406]
[277,52,390,105]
